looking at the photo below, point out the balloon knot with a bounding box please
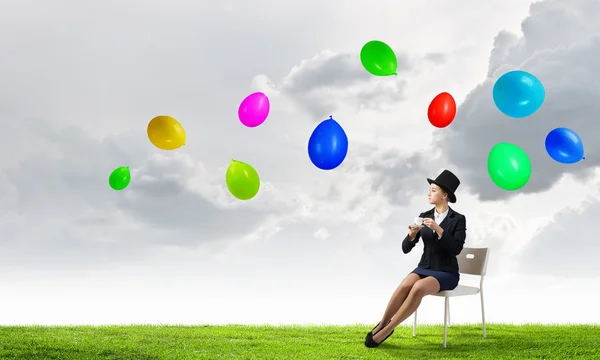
[583,156,586,160]
[392,73,397,76]
[329,115,333,120]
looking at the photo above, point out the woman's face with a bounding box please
[428,184,447,204]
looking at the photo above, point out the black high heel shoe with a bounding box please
[365,319,391,338]
[364,326,394,348]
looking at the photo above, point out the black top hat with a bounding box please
[427,170,460,203]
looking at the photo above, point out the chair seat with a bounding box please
[433,285,480,297]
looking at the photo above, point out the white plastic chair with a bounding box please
[412,247,490,348]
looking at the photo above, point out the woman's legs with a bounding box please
[371,273,421,335]
[371,276,440,343]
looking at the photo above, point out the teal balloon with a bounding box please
[492,70,545,118]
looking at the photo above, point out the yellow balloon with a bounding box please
[147,115,186,150]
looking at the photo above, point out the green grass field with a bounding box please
[0,323,598,359]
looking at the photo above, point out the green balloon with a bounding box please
[360,40,398,76]
[487,143,531,191]
[226,159,260,200]
[109,166,131,191]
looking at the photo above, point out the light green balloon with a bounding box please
[487,143,531,191]
[109,166,131,191]
[226,159,260,200]
[360,40,398,76]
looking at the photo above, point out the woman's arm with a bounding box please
[437,215,467,255]
[402,231,421,254]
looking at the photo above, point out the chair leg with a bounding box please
[447,298,451,327]
[480,289,486,339]
[413,309,417,337]
[443,297,448,348]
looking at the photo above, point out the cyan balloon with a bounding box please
[308,116,349,170]
[545,127,584,164]
[493,70,545,118]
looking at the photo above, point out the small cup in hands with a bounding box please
[408,218,424,240]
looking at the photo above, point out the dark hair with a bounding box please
[432,183,448,194]
[437,186,449,200]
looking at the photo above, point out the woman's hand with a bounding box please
[422,218,442,232]
[407,225,423,240]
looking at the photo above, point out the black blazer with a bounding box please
[402,207,466,274]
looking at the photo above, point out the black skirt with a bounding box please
[411,266,460,292]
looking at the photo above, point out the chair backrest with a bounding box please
[457,247,490,276]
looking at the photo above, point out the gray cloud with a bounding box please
[366,152,432,207]
[0,119,281,271]
[274,50,412,119]
[487,31,519,78]
[517,197,600,277]
[423,52,447,65]
[117,155,271,241]
[435,0,600,201]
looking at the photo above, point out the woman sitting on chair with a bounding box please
[365,169,467,348]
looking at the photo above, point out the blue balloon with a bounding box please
[545,127,584,164]
[493,70,545,118]
[308,116,349,170]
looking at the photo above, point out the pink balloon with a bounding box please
[238,92,270,128]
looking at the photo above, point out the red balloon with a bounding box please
[428,92,456,128]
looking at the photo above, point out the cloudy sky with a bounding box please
[1,0,599,326]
